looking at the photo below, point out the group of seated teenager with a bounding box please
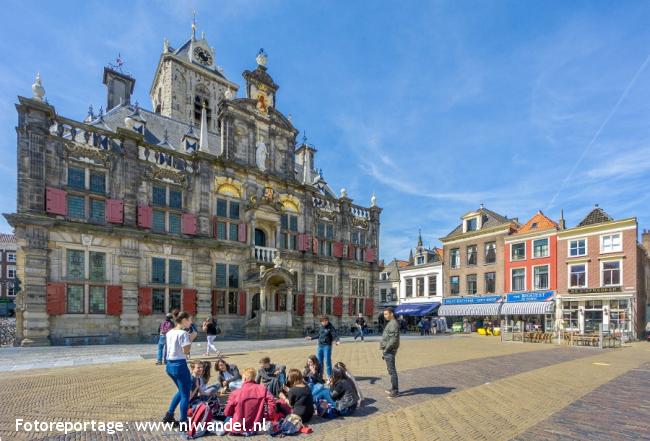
[184,354,362,435]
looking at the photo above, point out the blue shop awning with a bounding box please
[393,302,440,316]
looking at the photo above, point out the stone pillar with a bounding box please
[193,247,213,318]
[286,287,293,312]
[15,226,50,346]
[118,237,140,342]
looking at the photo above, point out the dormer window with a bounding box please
[466,218,477,232]
[416,256,424,265]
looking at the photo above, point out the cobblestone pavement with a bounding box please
[0,336,647,440]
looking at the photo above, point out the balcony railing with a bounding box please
[253,246,278,263]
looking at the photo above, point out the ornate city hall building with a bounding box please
[6,23,380,345]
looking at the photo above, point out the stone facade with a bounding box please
[440,206,517,298]
[6,27,380,346]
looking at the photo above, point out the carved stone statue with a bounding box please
[255,141,268,171]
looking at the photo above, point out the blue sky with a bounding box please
[1,0,650,260]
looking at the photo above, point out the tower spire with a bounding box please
[417,229,423,248]
[191,10,197,40]
[199,100,208,152]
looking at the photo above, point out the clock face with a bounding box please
[193,47,213,66]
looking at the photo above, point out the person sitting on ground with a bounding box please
[256,356,286,397]
[189,360,217,405]
[303,355,324,387]
[279,369,314,423]
[329,366,359,416]
[224,367,276,435]
[334,361,363,407]
[214,358,243,392]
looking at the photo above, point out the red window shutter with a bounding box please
[348,244,355,260]
[106,199,124,224]
[333,296,343,317]
[296,293,305,316]
[238,223,247,243]
[348,297,353,315]
[46,283,66,315]
[312,294,319,315]
[238,290,247,316]
[106,285,123,316]
[365,248,376,263]
[312,237,318,255]
[333,242,343,258]
[364,298,375,317]
[182,288,197,314]
[211,290,218,316]
[299,234,311,252]
[138,287,153,315]
[137,205,152,229]
[45,187,67,215]
[212,217,218,238]
[181,213,197,235]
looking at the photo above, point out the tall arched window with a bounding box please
[194,84,211,128]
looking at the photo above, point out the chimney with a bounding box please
[103,67,135,111]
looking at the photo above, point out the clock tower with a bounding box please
[149,15,238,131]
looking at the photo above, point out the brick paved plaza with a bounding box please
[0,335,648,440]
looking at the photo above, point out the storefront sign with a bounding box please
[567,287,622,294]
[506,291,554,303]
[443,295,502,305]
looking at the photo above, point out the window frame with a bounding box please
[466,245,477,266]
[484,241,496,264]
[533,238,549,258]
[568,263,587,288]
[450,276,460,295]
[568,238,587,257]
[533,264,549,290]
[466,274,477,295]
[600,233,622,254]
[511,242,526,261]
[511,267,526,292]
[601,259,622,287]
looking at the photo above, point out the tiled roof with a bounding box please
[396,260,410,268]
[443,207,513,239]
[515,211,558,235]
[578,207,614,227]
[0,233,16,244]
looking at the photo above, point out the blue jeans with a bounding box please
[157,335,166,363]
[166,359,192,422]
[317,344,333,377]
[337,403,357,416]
[354,326,365,341]
[310,383,335,406]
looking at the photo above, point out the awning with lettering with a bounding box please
[393,302,440,316]
[438,302,502,317]
[500,301,554,315]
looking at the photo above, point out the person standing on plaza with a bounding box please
[354,313,366,342]
[305,315,340,379]
[162,311,192,426]
[380,307,400,398]
[202,316,221,357]
[156,313,174,365]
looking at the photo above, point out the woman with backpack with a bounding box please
[156,313,174,365]
[202,316,221,357]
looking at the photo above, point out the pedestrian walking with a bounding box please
[380,307,400,398]
[305,314,340,378]
[156,313,175,365]
[354,313,366,341]
[202,316,221,357]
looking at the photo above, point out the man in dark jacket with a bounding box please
[380,307,400,398]
[305,315,340,378]
[354,313,366,341]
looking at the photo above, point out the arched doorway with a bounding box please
[255,228,266,247]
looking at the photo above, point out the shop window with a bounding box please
[569,239,586,257]
[466,245,477,266]
[511,243,526,261]
[609,299,629,331]
[467,274,477,295]
[584,300,603,333]
[533,265,549,290]
[602,261,621,286]
[485,272,496,293]
[484,242,496,264]
[533,238,549,258]
[512,268,525,291]
[450,248,460,269]
[562,301,579,330]
[601,234,622,253]
[450,276,459,295]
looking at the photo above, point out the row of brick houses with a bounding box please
[381,205,649,340]
[6,24,379,346]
